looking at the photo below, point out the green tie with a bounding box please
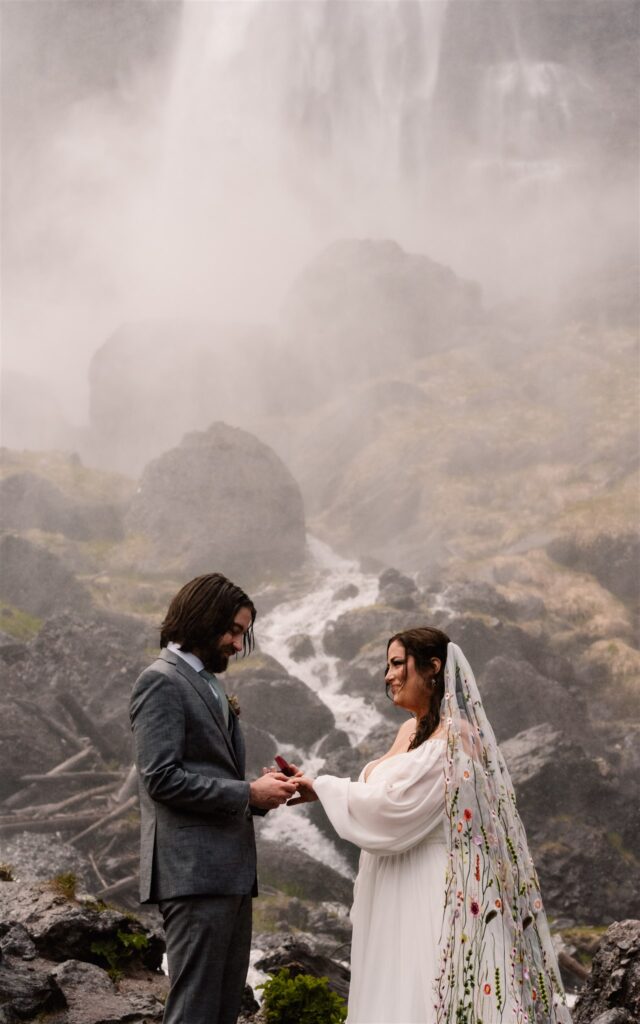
[199,670,229,728]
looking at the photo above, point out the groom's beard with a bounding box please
[198,639,236,674]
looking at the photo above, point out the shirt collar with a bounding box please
[167,641,206,675]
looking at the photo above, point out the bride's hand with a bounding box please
[286,774,318,806]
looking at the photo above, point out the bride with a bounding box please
[289,627,571,1024]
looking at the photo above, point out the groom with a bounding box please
[130,573,297,1024]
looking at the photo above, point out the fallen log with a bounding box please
[20,772,121,783]
[14,698,85,751]
[3,747,94,809]
[17,783,116,817]
[0,813,102,834]
[70,795,138,845]
[58,693,120,763]
[558,950,590,981]
[95,873,138,899]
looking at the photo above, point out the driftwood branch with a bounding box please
[18,783,116,817]
[58,693,120,763]
[89,853,108,890]
[70,794,138,845]
[14,699,85,751]
[95,874,138,899]
[3,746,94,809]
[114,765,138,804]
[20,772,121,783]
[0,813,102,834]
[558,950,590,981]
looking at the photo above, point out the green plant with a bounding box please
[258,969,347,1024]
[0,863,14,881]
[90,929,149,980]
[49,872,77,900]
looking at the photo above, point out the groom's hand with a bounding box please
[249,772,297,810]
[286,771,318,807]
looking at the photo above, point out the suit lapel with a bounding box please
[159,650,241,773]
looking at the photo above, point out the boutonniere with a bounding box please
[228,694,241,717]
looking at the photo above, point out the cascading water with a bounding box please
[255,535,382,877]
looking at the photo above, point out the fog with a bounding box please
[2,0,637,444]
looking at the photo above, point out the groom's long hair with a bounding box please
[160,573,256,655]
[386,626,450,749]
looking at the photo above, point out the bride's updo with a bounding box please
[386,626,450,749]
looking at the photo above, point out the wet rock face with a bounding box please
[0,536,90,618]
[548,534,640,606]
[125,421,306,583]
[478,655,582,742]
[503,726,640,925]
[0,473,123,542]
[322,606,408,661]
[231,667,335,751]
[573,919,640,1024]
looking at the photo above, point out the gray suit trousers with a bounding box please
[159,894,252,1024]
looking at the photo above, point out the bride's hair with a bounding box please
[386,626,450,749]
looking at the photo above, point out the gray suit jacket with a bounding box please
[130,648,258,903]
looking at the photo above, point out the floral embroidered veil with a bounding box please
[435,642,572,1024]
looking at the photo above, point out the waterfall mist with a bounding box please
[2,0,637,446]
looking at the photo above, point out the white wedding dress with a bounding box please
[314,738,447,1024]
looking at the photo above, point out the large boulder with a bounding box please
[0,536,89,618]
[478,655,582,742]
[280,239,482,406]
[228,657,335,751]
[502,726,640,924]
[573,919,640,1024]
[124,422,306,583]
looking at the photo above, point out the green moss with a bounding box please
[0,863,15,881]
[0,603,43,640]
[607,831,640,866]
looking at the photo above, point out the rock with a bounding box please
[0,835,93,894]
[0,633,27,666]
[0,536,90,618]
[547,534,640,605]
[241,721,277,780]
[478,655,583,742]
[323,606,407,661]
[377,568,418,610]
[0,701,69,801]
[573,920,640,1024]
[333,583,359,602]
[280,239,482,406]
[502,727,640,924]
[51,958,165,1022]
[288,634,315,662]
[0,882,163,970]
[255,936,351,1001]
[231,667,335,750]
[125,421,306,582]
[257,839,353,906]
[0,472,123,541]
[1,609,153,775]
[0,924,37,960]
[0,953,67,1019]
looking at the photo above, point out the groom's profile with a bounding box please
[130,572,296,1024]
